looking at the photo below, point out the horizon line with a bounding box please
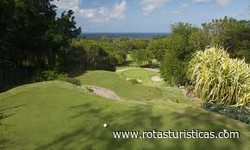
[81,32,170,34]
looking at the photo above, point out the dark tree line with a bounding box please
[0,0,81,91]
[161,17,250,85]
[64,45,116,76]
[130,17,250,86]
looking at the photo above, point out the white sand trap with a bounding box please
[87,86,121,101]
[151,76,163,82]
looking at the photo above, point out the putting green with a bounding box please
[77,70,164,101]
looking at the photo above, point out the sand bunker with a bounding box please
[86,86,121,101]
[151,76,163,82]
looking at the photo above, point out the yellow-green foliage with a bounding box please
[188,47,250,106]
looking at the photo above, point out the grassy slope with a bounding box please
[119,68,166,87]
[78,70,192,104]
[117,68,196,104]
[77,70,163,101]
[0,73,249,149]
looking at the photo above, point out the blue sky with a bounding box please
[53,0,250,33]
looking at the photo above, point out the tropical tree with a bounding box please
[45,10,81,70]
[131,50,153,67]
[160,22,198,85]
[0,0,81,91]
[86,45,116,71]
[147,38,170,61]
[63,46,86,74]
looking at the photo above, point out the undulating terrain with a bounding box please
[0,67,249,150]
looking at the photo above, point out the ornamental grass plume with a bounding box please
[188,46,250,106]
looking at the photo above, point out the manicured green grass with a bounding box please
[1,69,250,150]
[116,67,190,104]
[119,68,166,87]
[78,69,192,105]
[0,81,249,150]
[77,70,163,101]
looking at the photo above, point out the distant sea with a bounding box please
[80,32,170,39]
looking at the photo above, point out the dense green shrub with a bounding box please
[65,78,81,86]
[236,50,250,64]
[112,51,127,65]
[160,53,188,86]
[86,45,116,71]
[203,102,250,124]
[63,46,86,74]
[56,73,68,81]
[201,17,250,59]
[131,50,153,67]
[34,70,58,81]
[140,62,160,68]
[147,38,169,61]
[160,23,198,86]
[188,47,250,106]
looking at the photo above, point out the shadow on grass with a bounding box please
[168,107,247,150]
[36,103,165,150]
[0,104,25,112]
[0,104,25,149]
[0,104,25,124]
[36,103,249,150]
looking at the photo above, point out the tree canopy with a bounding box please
[0,0,81,91]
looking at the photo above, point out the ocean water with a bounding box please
[80,32,169,39]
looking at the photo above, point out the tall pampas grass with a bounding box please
[188,46,250,106]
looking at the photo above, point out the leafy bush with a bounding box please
[160,53,188,86]
[112,51,127,65]
[160,23,198,86]
[131,50,153,66]
[147,38,169,61]
[236,49,250,64]
[140,63,160,68]
[63,46,86,74]
[34,70,58,81]
[57,73,68,81]
[188,47,250,106]
[65,78,81,86]
[86,45,116,71]
[203,102,250,124]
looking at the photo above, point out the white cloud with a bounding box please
[79,0,127,22]
[53,0,127,23]
[110,0,127,19]
[215,0,230,7]
[52,0,80,11]
[172,4,188,14]
[192,0,210,3]
[140,0,169,15]
[192,0,231,6]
